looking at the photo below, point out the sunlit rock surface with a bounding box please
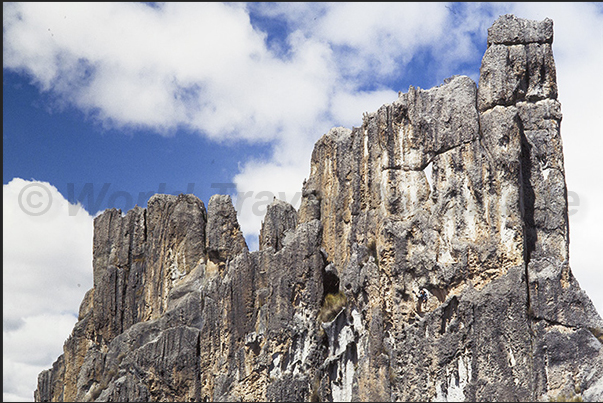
[35,15,603,402]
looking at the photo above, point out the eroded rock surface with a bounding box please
[36,15,603,402]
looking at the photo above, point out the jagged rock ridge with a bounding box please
[35,15,603,402]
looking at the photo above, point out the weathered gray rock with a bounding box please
[36,14,603,402]
[259,198,298,252]
[487,14,553,45]
[206,194,247,263]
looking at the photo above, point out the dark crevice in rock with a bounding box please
[495,39,552,47]
[519,119,537,262]
[532,315,581,331]
[439,296,459,335]
[381,165,402,171]
[323,265,340,298]
[207,249,221,265]
[518,114,536,332]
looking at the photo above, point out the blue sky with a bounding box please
[4,68,273,213]
[3,3,603,401]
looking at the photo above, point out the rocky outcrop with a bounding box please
[36,15,603,402]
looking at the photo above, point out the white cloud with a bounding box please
[4,314,80,366]
[312,3,449,78]
[253,3,475,82]
[234,160,307,239]
[3,358,49,402]
[2,2,338,141]
[3,178,94,401]
[330,88,399,128]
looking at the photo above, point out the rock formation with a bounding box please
[35,15,603,402]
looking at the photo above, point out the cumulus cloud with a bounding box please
[2,2,336,141]
[234,160,307,237]
[330,88,399,127]
[3,314,80,401]
[312,3,449,78]
[251,2,499,86]
[3,178,94,401]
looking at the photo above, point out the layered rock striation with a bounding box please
[36,15,603,402]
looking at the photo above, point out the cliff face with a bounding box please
[35,15,603,402]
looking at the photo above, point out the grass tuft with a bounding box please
[588,327,603,344]
[549,393,583,402]
[318,291,347,323]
